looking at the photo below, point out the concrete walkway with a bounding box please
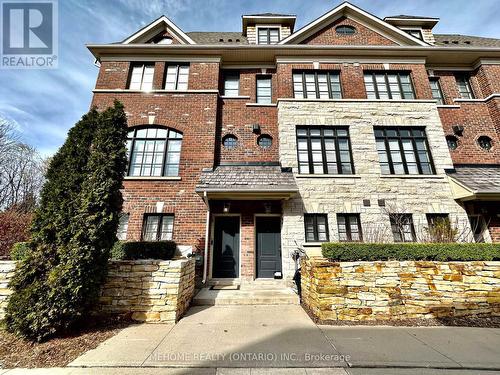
[66,305,500,371]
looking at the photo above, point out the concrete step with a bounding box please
[192,288,300,306]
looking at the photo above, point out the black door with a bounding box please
[256,216,282,278]
[213,216,240,278]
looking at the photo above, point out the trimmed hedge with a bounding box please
[10,242,30,261]
[322,242,500,262]
[110,241,177,260]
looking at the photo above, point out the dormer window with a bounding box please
[403,29,423,40]
[257,27,280,44]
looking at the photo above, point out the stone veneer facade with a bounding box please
[301,256,500,321]
[0,259,195,323]
[279,100,471,279]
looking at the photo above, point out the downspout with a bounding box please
[202,191,210,284]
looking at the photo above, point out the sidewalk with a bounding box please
[3,305,500,373]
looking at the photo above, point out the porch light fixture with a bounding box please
[452,125,464,136]
[252,124,261,134]
[223,202,231,213]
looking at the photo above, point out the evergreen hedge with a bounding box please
[110,241,177,260]
[5,101,128,341]
[322,242,500,262]
[10,242,30,261]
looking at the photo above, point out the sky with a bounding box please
[1,0,500,157]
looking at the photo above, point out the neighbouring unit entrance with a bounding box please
[212,216,240,278]
[256,216,282,278]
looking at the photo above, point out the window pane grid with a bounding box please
[430,78,444,105]
[129,64,155,91]
[164,64,189,90]
[374,127,435,175]
[390,214,415,242]
[364,72,415,100]
[304,214,329,242]
[257,27,280,44]
[293,71,342,99]
[127,127,182,177]
[256,75,272,104]
[455,75,474,99]
[296,127,354,175]
[142,214,174,241]
[337,214,363,242]
[223,72,240,96]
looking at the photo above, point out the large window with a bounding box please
[296,127,354,175]
[164,64,189,90]
[429,78,444,105]
[337,214,362,242]
[223,71,240,97]
[257,27,280,44]
[390,214,416,242]
[256,75,272,104]
[142,214,174,241]
[364,72,415,99]
[126,127,182,177]
[293,71,342,99]
[455,74,474,99]
[305,214,329,242]
[129,63,155,91]
[375,127,434,175]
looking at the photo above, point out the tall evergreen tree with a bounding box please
[5,101,128,341]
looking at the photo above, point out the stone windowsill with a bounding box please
[246,103,277,107]
[302,242,324,247]
[124,176,182,181]
[296,174,361,179]
[379,174,445,179]
[220,95,251,99]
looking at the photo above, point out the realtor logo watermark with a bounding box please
[1,0,58,68]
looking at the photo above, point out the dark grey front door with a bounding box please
[256,216,282,278]
[213,216,240,278]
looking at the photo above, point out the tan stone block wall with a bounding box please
[0,261,15,320]
[301,256,500,321]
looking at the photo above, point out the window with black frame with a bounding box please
[257,27,280,44]
[429,77,444,105]
[364,72,415,99]
[164,63,189,90]
[256,75,272,104]
[293,71,342,99]
[142,214,174,241]
[337,214,363,242]
[296,127,354,174]
[455,74,474,99]
[390,214,416,242]
[126,127,182,177]
[304,214,329,242]
[128,63,154,91]
[223,71,240,96]
[374,127,434,175]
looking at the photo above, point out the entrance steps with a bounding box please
[193,279,300,306]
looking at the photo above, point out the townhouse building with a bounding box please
[88,2,500,286]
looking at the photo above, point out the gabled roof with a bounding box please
[434,34,500,48]
[122,15,196,45]
[279,2,428,46]
[447,165,500,201]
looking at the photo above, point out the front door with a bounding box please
[213,216,240,278]
[256,216,282,278]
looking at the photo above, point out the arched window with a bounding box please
[126,127,182,177]
[336,25,356,35]
[477,136,492,151]
[446,135,458,150]
[257,134,273,149]
[222,134,238,149]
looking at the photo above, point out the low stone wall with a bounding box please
[301,256,500,321]
[97,258,195,323]
[0,261,15,320]
[0,258,195,324]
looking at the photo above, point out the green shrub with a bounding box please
[321,242,500,262]
[10,242,31,261]
[111,241,177,260]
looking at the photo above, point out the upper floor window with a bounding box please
[164,64,189,90]
[142,214,174,241]
[429,78,444,105]
[446,135,458,150]
[126,127,182,177]
[296,127,354,175]
[404,29,423,40]
[293,71,342,99]
[364,72,415,100]
[257,27,280,44]
[222,134,238,149]
[257,134,272,149]
[337,214,362,242]
[129,63,154,91]
[223,71,240,97]
[390,214,416,242]
[375,127,434,175]
[256,75,272,104]
[117,213,129,241]
[477,135,493,151]
[304,214,329,242]
[336,25,356,35]
[455,74,474,99]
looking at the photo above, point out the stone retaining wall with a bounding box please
[0,261,15,320]
[0,258,195,323]
[301,256,500,321]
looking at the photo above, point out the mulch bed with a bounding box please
[301,303,500,328]
[0,315,133,369]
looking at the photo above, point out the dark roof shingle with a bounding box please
[434,34,500,48]
[447,166,500,194]
[187,32,248,44]
[243,13,295,17]
[385,14,438,20]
